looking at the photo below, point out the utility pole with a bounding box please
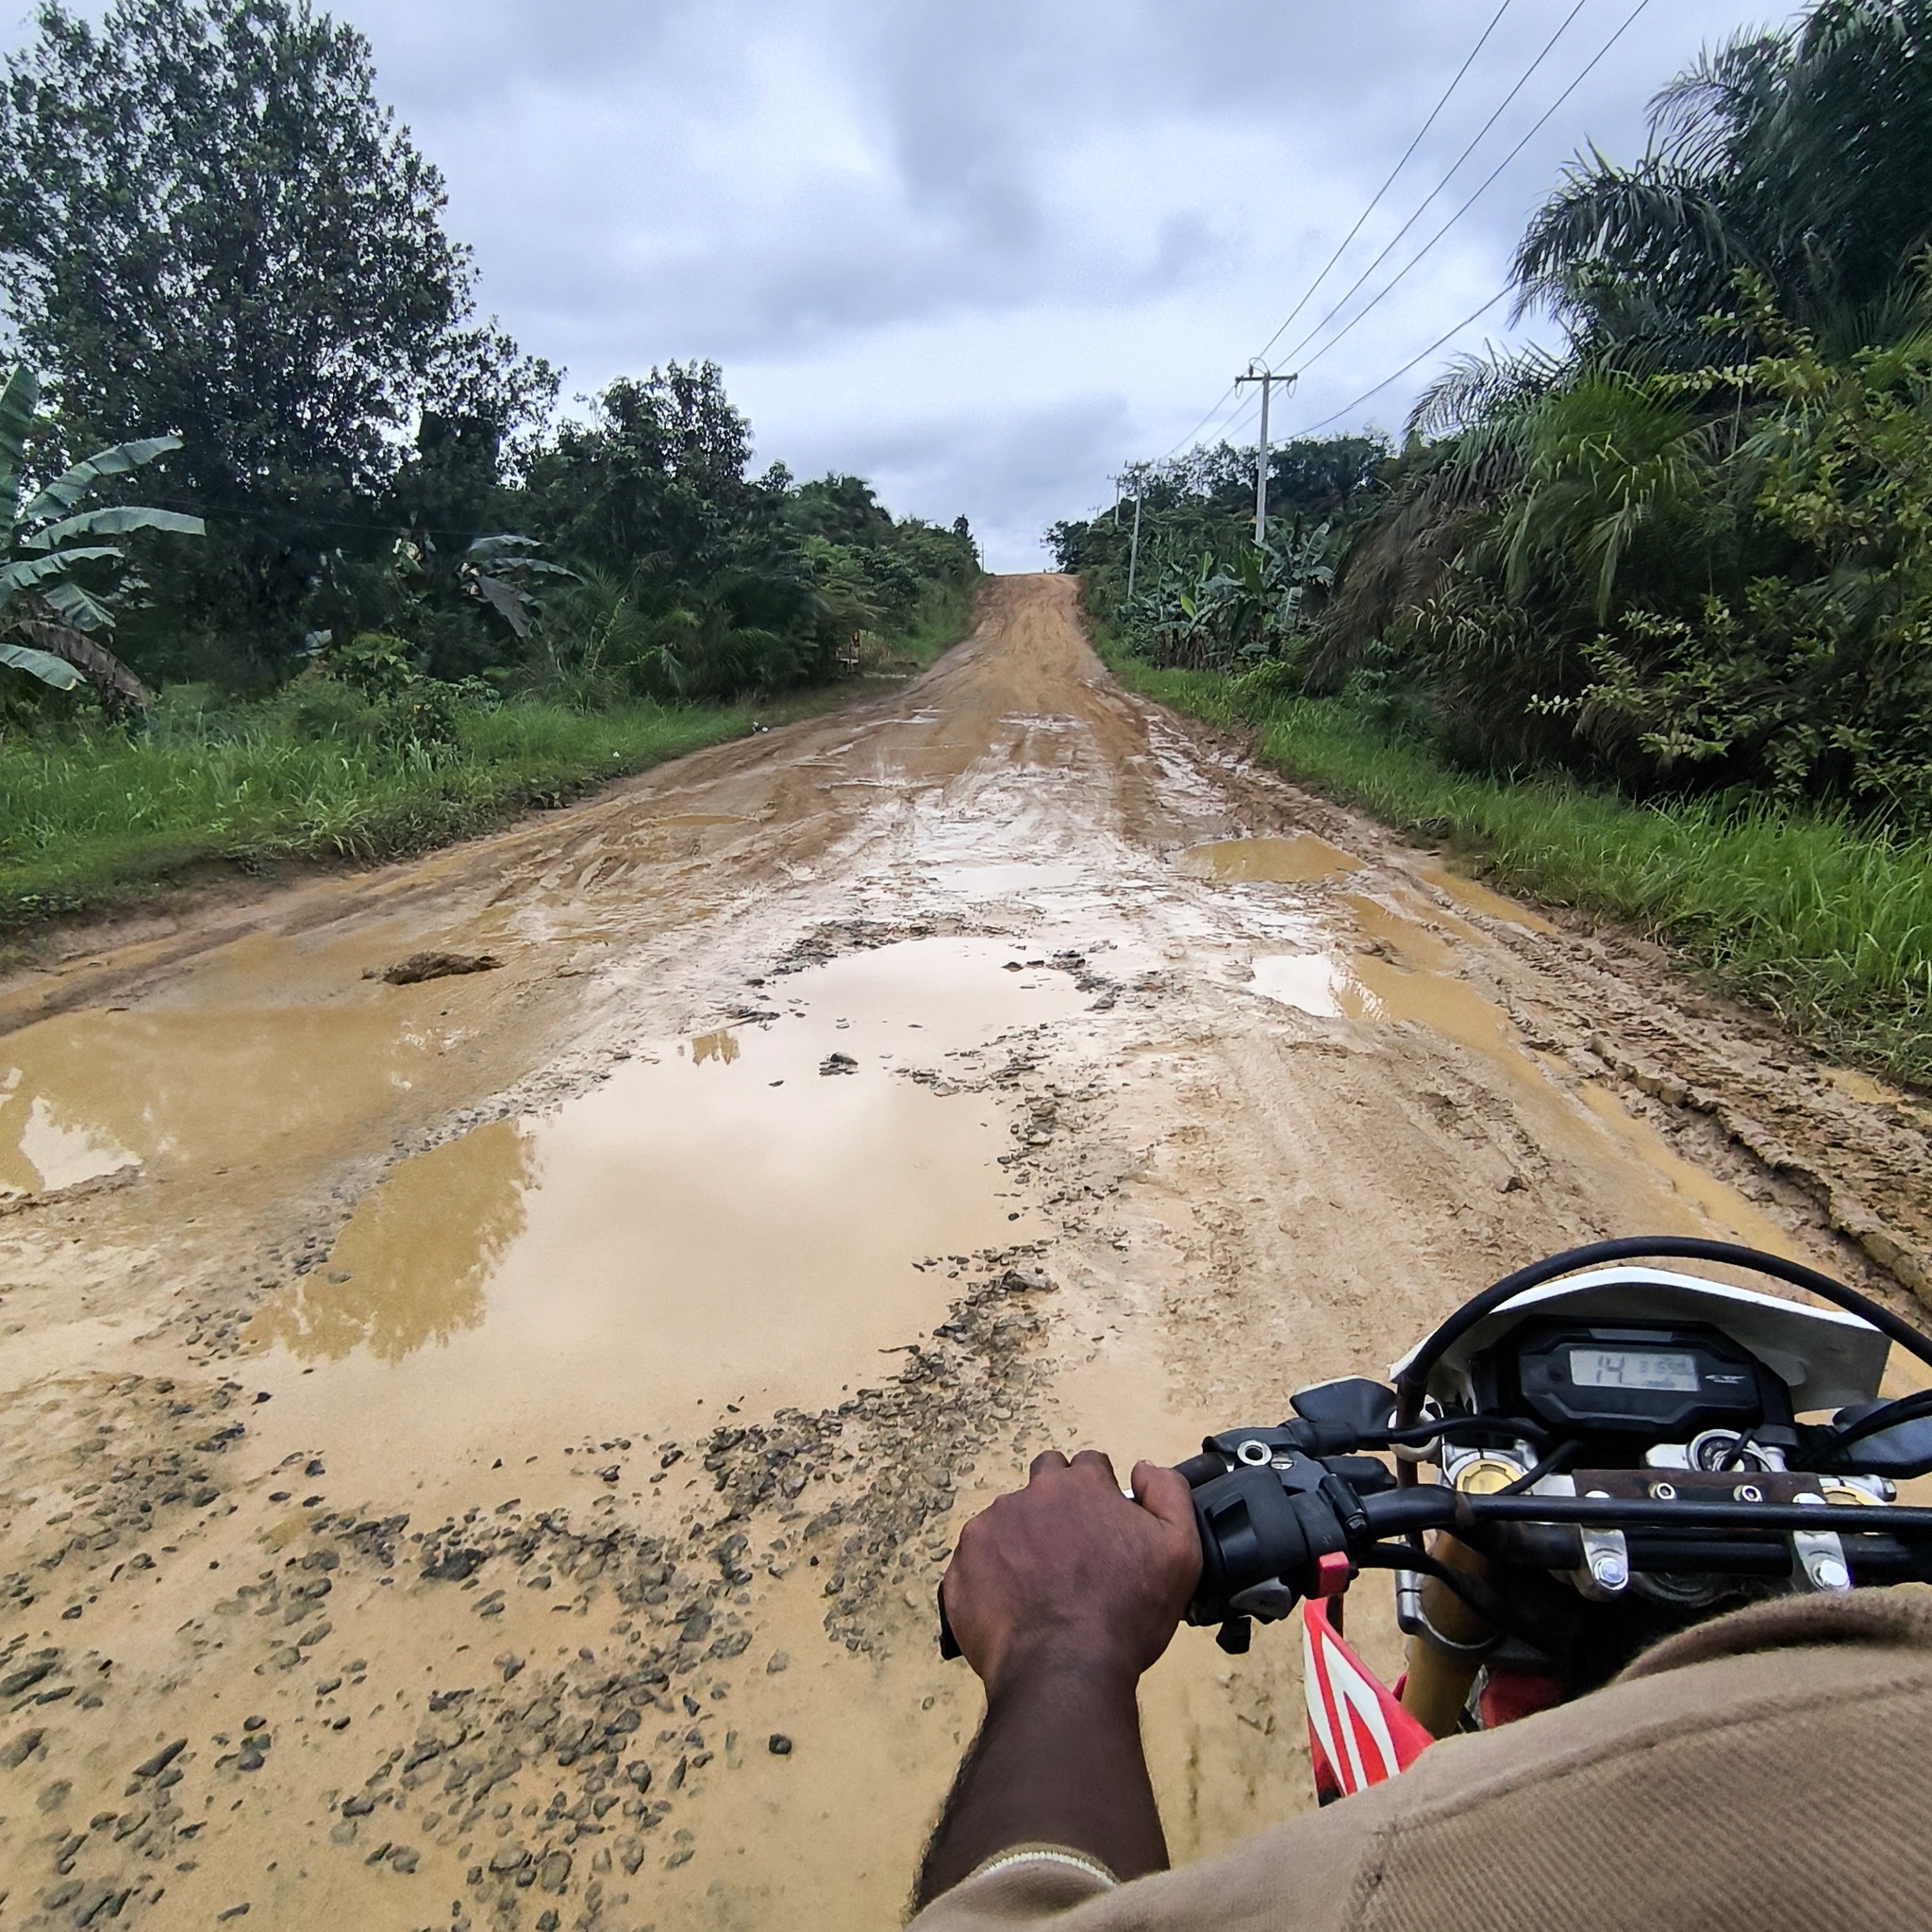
[1126,486,1143,600]
[1233,363,1294,544]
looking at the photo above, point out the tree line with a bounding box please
[0,0,977,724]
[1060,0,1932,832]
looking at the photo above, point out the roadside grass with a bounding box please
[883,579,977,671]
[1109,654,1932,1091]
[0,587,981,942]
[0,697,753,931]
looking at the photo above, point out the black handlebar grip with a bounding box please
[938,1583,961,1661]
[1174,1452,1229,1489]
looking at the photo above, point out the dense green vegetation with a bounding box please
[1048,437,1387,669]
[1061,0,1932,1083]
[0,0,977,926]
[1071,2,1932,832]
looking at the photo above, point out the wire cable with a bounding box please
[1252,0,1518,366]
[1291,0,1657,380]
[1274,0,1591,375]
[1286,284,1514,436]
[1155,0,1524,465]
[1811,1389,1932,1466]
[1498,1439,1580,1495]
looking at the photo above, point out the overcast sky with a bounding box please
[19,0,1789,566]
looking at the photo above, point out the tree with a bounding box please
[522,362,756,586]
[0,0,551,665]
[1515,0,1932,364]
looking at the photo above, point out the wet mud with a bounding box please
[1,575,1929,1930]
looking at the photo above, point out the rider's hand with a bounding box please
[940,1449,1202,1696]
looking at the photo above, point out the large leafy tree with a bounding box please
[0,0,551,664]
[522,362,760,587]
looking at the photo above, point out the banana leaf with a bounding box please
[42,578,118,631]
[0,637,81,689]
[20,505,204,551]
[0,548,124,602]
[14,618,147,704]
[0,364,40,524]
[20,435,183,524]
[466,569,533,636]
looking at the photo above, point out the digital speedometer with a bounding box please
[1568,1348,1699,1393]
[1473,1320,1777,1439]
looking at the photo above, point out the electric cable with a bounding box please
[1498,1439,1580,1495]
[1274,0,1592,375]
[1291,0,1657,381]
[1286,283,1514,436]
[1811,1388,1932,1466]
[1154,0,1524,464]
[1252,0,1518,365]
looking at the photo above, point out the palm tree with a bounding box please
[1516,1,1932,364]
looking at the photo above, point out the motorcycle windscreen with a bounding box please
[1301,1598,1434,1803]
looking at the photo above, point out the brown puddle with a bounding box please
[1250,893,1530,1074]
[240,939,1086,1497]
[0,995,475,1194]
[1177,835,1362,884]
[1417,861,1558,934]
[1342,892,1459,973]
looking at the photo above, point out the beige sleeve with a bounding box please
[906,1847,1116,1930]
[902,1596,1932,1932]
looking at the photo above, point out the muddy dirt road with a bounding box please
[1,575,1928,1930]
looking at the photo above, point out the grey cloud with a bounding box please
[8,0,1782,563]
[811,391,1137,565]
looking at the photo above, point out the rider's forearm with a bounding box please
[914,1649,1168,1907]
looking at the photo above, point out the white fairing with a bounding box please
[1390,1268,1890,1413]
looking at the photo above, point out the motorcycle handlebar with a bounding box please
[934,1459,1932,1664]
[1364,1488,1932,1540]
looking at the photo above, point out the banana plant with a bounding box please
[0,362,203,708]
[458,533,578,638]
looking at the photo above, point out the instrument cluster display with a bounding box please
[1484,1320,1774,1438]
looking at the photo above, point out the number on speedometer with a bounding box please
[1568,1348,1699,1393]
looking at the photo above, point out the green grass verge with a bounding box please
[0,587,982,943]
[890,578,978,670]
[0,697,755,932]
[1110,654,1932,1091]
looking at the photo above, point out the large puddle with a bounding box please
[1176,834,1361,884]
[236,939,1084,1490]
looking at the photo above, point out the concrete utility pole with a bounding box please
[1126,486,1144,600]
[1233,363,1295,543]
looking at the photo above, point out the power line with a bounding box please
[1178,0,1656,463]
[1287,285,1516,438]
[1157,379,1243,465]
[1291,0,1657,379]
[1252,0,1516,366]
[1154,0,1558,467]
[1274,0,1591,374]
